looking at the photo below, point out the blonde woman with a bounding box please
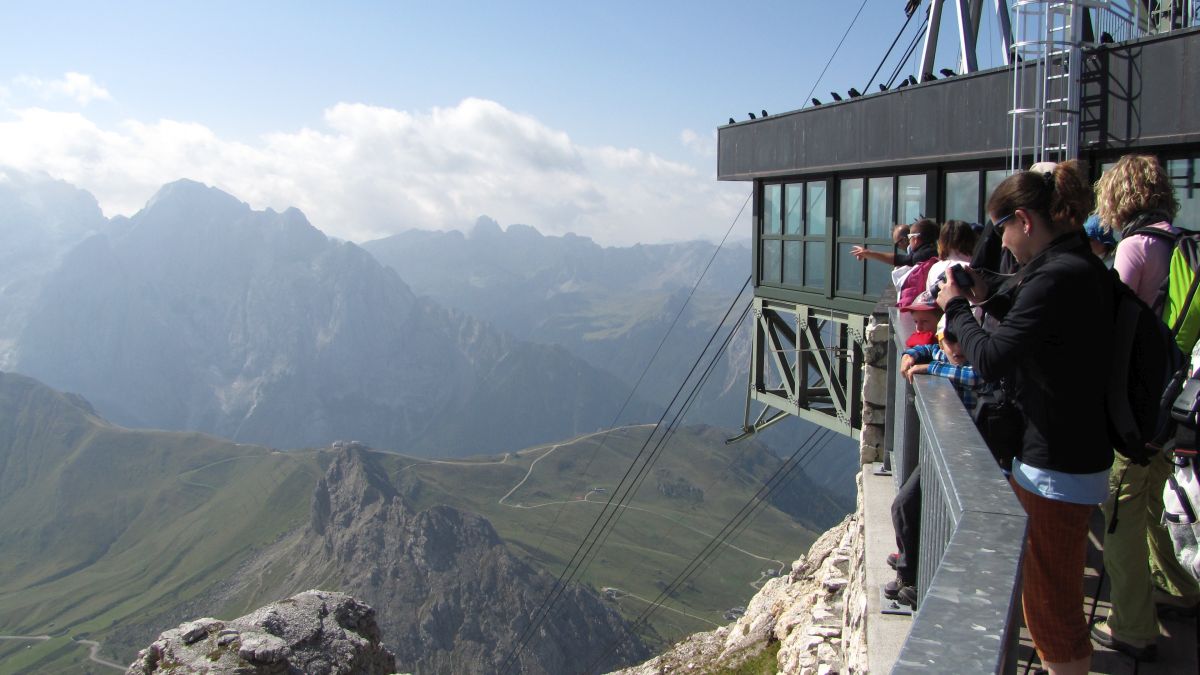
[1093,154,1199,662]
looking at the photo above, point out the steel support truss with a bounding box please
[732,297,868,443]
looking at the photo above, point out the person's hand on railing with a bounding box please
[900,353,920,382]
[904,362,928,383]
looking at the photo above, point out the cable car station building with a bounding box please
[718,2,1200,671]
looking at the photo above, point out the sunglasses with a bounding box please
[993,213,1016,231]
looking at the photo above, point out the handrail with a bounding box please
[886,308,1028,674]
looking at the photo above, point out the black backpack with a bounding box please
[1104,269,1186,465]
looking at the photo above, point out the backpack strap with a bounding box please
[1171,263,1200,338]
[1126,225,1179,244]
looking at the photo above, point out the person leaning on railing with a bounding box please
[1092,154,1200,661]
[851,217,939,267]
[935,160,1114,675]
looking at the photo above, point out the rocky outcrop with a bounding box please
[610,473,867,675]
[126,590,398,675]
[219,445,648,675]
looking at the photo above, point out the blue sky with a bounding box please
[0,1,1010,244]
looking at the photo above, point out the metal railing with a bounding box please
[886,308,1029,674]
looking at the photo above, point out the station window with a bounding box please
[944,169,1009,224]
[1169,158,1199,230]
[836,174,925,297]
[759,180,829,291]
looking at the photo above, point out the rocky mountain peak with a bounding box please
[311,444,404,536]
[127,590,398,675]
[225,444,648,674]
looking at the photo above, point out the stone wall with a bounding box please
[859,316,891,465]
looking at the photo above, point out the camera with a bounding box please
[930,265,974,302]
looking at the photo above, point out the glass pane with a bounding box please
[868,177,894,239]
[804,242,825,288]
[763,184,781,234]
[945,171,980,222]
[837,243,863,294]
[1169,159,1199,231]
[866,244,892,296]
[784,184,803,235]
[783,241,802,285]
[984,170,1009,223]
[839,178,864,237]
[761,240,781,284]
[898,174,926,224]
[806,181,827,235]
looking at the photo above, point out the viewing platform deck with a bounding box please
[868,309,1199,673]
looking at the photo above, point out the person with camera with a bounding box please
[936,161,1113,675]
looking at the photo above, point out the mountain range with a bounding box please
[0,170,858,491]
[0,371,837,673]
[8,177,648,457]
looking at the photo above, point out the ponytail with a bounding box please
[986,159,1093,234]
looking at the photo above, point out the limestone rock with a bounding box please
[609,471,869,675]
[125,590,398,675]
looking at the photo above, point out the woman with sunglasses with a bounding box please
[937,160,1113,675]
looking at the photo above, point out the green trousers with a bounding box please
[1101,452,1200,640]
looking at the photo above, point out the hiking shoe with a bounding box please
[897,585,918,608]
[1154,587,1199,619]
[883,574,915,601]
[1090,621,1157,662]
[886,552,899,570]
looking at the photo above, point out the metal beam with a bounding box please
[919,0,947,79]
[995,0,1014,65]
[955,0,980,72]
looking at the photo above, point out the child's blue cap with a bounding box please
[1084,214,1117,249]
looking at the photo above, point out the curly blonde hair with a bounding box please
[1094,154,1179,232]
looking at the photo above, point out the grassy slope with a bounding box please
[0,373,826,673]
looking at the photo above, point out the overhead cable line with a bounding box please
[582,427,838,674]
[863,3,919,92]
[575,297,754,583]
[500,275,753,674]
[886,11,929,88]
[524,190,752,560]
[801,0,870,106]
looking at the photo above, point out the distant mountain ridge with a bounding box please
[12,179,647,457]
[363,217,751,423]
[0,371,648,674]
[0,371,833,673]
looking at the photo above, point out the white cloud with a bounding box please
[0,98,747,245]
[680,128,717,158]
[13,72,112,105]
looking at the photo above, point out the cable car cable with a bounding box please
[801,0,870,106]
[500,277,752,673]
[863,3,919,92]
[581,428,838,673]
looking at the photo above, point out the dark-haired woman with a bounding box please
[937,161,1113,675]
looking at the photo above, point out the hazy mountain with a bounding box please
[0,168,106,368]
[363,218,751,421]
[0,372,831,673]
[363,219,861,495]
[12,180,646,457]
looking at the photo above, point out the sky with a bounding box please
[0,1,1012,245]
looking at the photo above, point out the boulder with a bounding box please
[126,590,398,675]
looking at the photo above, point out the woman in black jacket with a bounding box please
[937,160,1113,675]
